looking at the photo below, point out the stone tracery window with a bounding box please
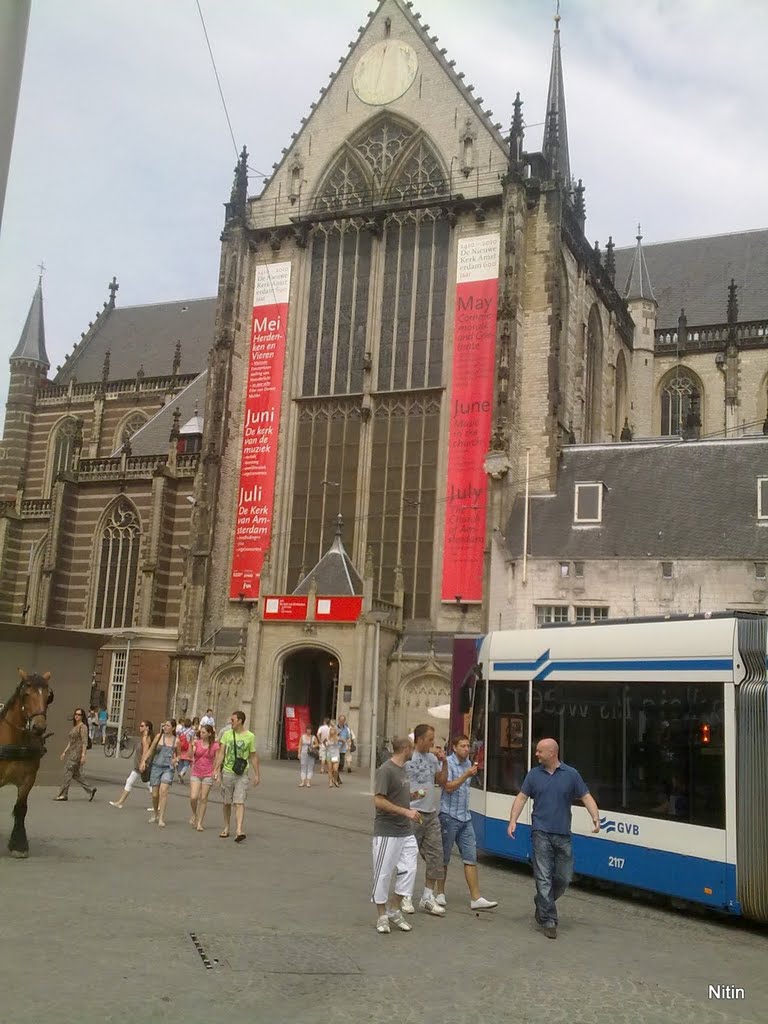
[47,416,80,492]
[660,367,701,438]
[317,155,370,212]
[387,140,447,201]
[92,499,141,629]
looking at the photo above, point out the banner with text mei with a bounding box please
[441,233,500,603]
[229,261,292,600]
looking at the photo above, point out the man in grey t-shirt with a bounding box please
[371,736,420,934]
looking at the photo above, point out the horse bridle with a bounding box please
[15,684,52,734]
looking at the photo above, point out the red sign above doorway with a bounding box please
[263,596,308,620]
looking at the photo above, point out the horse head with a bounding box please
[15,669,54,736]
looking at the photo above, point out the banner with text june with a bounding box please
[441,233,500,603]
[229,261,291,600]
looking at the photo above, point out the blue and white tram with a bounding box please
[466,613,768,922]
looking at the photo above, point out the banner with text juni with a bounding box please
[441,233,500,603]
[229,261,291,600]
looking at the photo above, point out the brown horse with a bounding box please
[0,669,54,858]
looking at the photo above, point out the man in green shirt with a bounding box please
[213,710,260,843]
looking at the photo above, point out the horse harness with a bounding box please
[0,682,52,761]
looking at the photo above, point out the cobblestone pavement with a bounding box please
[0,755,765,1024]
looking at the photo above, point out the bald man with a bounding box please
[507,738,599,939]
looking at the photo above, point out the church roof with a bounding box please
[613,228,768,329]
[54,297,216,384]
[128,371,208,456]
[11,279,49,367]
[504,436,768,562]
[292,517,364,597]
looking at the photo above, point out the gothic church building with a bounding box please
[1,0,766,758]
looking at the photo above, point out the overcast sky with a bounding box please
[1,0,767,407]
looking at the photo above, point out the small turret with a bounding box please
[624,225,658,438]
[11,276,49,369]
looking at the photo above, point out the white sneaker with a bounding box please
[376,915,390,934]
[108,801,122,809]
[387,910,412,932]
[419,896,446,916]
[400,896,415,914]
[435,893,447,907]
[470,896,498,911]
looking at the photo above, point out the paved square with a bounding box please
[0,755,765,1024]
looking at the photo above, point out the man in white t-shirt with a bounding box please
[200,708,215,729]
[316,717,331,774]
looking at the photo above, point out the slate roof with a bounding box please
[505,437,768,561]
[128,372,207,456]
[293,520,363,596]
[55,297,216,384]
[12,279,49,366]
[622,232,656,302]
[613,228,768,329]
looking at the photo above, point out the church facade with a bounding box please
[1,0,766,759]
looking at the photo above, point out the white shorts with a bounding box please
[371,834,418,905]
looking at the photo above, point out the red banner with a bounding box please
[284,704,310,753]
[263,596,308,620]
[315,596,363,621]
[230,262,292,600]
[441,234,500,602]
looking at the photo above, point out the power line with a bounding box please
[195,0,239,160]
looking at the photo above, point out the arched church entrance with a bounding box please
[276,648,339,759]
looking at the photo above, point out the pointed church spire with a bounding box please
[11,276,49,367]
[228,145,248,222]
[623,225,656,302]
[509,92,525,172]
[542,5,571,185]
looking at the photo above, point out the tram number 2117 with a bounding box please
[608,856,625,869]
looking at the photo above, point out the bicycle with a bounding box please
[104,730,136,759]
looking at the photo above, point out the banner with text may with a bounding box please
[229,261,291,600]
[441,234,500,603]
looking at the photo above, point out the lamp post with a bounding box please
[367,610,390,796]
[115,630,137,752]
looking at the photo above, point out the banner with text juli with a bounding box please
[229,261,291,600]
[441,233,500,603]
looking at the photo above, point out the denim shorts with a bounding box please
[150,766,174,787]
[439,812,477,865]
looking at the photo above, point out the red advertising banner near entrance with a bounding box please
[284,704,310,754]
[229,261,292,600]
[263,596,309,621]
[441,234,500,602]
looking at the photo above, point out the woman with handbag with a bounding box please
[109,720,154,808]
[298,723,319,787]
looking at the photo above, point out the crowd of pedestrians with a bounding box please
[55,699,598,941]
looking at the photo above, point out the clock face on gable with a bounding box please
[352,40,418,106]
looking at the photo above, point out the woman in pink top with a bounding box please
[189,724,220,831]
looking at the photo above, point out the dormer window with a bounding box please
[758,478,768,520]
[574,482,603,524]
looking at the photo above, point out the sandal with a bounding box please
[219,830,230,838]
[196,825,204,832]
[234,833,246,843]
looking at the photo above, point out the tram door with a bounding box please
[468,674,489,848]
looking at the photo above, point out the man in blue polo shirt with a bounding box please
[507,737,599,939]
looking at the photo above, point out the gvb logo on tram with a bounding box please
[599,817,640,836]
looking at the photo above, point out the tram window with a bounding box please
[468,677,486,790]
[530,681,725,829]
[487,683,529,795]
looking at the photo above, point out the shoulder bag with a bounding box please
[231,732,248,776]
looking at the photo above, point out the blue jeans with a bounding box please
[531,830,573,928]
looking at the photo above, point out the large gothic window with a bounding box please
[113,412,148,453]
[288,401,362,584]
[368,395,440,619]
[660,367,702,438]
[316,115,448,214]
[47,417,80,492]
[92,500,141,629]
[583,307,603,443]
[302,224,373,396]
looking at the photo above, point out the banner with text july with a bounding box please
[229,261,291,600]
[441,233,500,603]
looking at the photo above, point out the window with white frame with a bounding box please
[758,478,768,520]
[574,483,603,524]
[755,563,767,580]
[536,605,569,627]
[559,562,570,577]
[574,562,584,578]
[661,561,673,579]
[107,650,127,726]
[575,606,609,623]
